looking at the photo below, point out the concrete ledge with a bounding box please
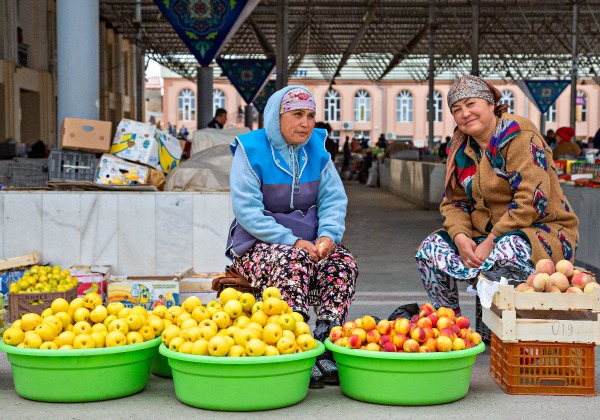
[380,158,445,210]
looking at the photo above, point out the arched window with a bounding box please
[544,103,557,123]
[178,89,196,121]
[426,91,443,122]
[213,89,226,115]
[577,90,587,122]
[396,90,413,122]
[324,89,341,121]
[354,90,371,122]
[500,90,515,114]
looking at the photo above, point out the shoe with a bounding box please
[313,319,340,343]
[316,352,339,385]
[387,303,420,321]
[309,364,324,389]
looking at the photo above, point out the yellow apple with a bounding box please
[181,326,199,342]
[106,301,125,317]
[264,345,280,356]
[191,339,210,355]
[34,323,58,342]
[108,318,129,335]
[3,327,25,346]
[296,333,317,351]
[91,331,106,348]
[212,311,232,329]
[293,321,311,337]
[73,333,96,349]
[72,307,91,323]
[20,313,43,332]
[191,305,211,323]
[40,341,59,350]
[178,341,193,354]
[161,324,182,345]
[50,297,70,314]
[90,305,108,324]
[54,311,72,330]
[227,344,247,357]
[23,333,43,349]
[262,323,284,346]
[176,312,192,327]
[198,319,219,333]
[83,292,103,310]
[246,338,266,356]
[105,330,127,347]
[182,296,203,313]
[151,304,168,319]
[218,287,240,304]
[57,330,76,347]
[263,297,284,316]
[276,336,297,354]
[250,310,269,327]
[262,286,282,300]
[42,315,63,335]
[234,328,257,347]
[68,297,85,318]
[91,323,108,334]
[103,314,118,328]
[180,318,198,330]
[147,316,165,336]
[239,293,256,312]
[208,335,230,356]
[223,299,244,319]
[232,315,251,329]
[126,331,144,345]
[197,325,217,341]
[291,312,305,323]
[276,313,297,332]
[125,314,144,331]
[129,306,148,319]
[251,301,264,314]
[41,307,54,318]
[72,321,92,336]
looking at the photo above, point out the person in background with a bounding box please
[227,86,358,389]
[342,136,351,171]
[552,127,580,160]
[438,136,450,162]
[177,126,189,140]
[208,108,227,129]
[376,133,387,150]
[416,74,579,315]
[545,129,556,148]
[168,122,176,137]
[593,127,600,149]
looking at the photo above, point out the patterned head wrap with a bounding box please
[279,88,316,114]
[555,126,575,144]
[447,75,496,109]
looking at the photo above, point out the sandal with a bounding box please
[309,364,324,389]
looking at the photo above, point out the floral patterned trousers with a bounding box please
[232,242,358,323]
[415,233,535,314]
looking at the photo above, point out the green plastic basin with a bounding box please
[159,340,325,411]
[325,339,485,405]
[0,337,161,402]
[151,350,173,378]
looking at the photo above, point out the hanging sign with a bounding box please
[217,58,275,105]
[251,80,277,114]
[517,80,571,114]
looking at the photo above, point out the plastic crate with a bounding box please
[489,333,596,396]
[48,148,99,182]
[8,287,78,322]
[3,158,48,187]
[475,295,491,342]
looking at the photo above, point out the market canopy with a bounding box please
[100,0,600,83]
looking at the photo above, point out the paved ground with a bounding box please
[1,181,599,419]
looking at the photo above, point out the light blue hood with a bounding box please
[264,85,314,160]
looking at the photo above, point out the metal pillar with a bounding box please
[540,113,546,139]
[275,0,289,90]
[197,67,213,129]
[570,3,578,130]
[135,0,144,122]
[471,1,480,76]
[56,0,99,146]
[427,3,435,151]
[245,105,253,129]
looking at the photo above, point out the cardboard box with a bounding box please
[110,119,182,173]
[71,265,111,303]
[0,252,39,271]
[179,291,217,304]
[95,153,151,185]
[9,287,78,322]
[61,118,112,153]
[108,276,179,310]
[179,271,224,293]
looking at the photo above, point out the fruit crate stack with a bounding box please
[47,148,100,182]
[8,288,78,322]
[481,260,599,396]
[2,158,48,188]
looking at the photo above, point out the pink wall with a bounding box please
[159,77,600,145]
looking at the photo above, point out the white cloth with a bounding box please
[476,275,509,309]
[191,127,250,155]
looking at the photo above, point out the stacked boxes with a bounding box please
[107,275,179,310]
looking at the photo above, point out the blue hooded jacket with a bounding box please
[226,85,347,258]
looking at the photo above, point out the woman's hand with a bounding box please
[315,237,335,261]
[454,233,484,268]
[294,239,319,262]
[474,234,496,266]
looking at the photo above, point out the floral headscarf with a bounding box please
[279,88,316,114]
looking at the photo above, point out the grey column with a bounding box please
[570,3,578,130]
[471,1,479,76]
[135,0,144,122]
[275,0,289,90]
[197,67,213,129]
[427,3,435,151]
[245,105,253,129]
[56,0,99,146]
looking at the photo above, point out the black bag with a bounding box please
[387,303,420,321]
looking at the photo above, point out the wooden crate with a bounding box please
[8,287,77,322]
[0,252,39,271]
[482,285,600,344]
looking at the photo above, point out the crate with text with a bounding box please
[107,276,179,310]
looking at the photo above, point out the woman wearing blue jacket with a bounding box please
[227,86,358,388]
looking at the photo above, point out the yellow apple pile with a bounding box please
[161,286,318,357]
[329,303,482,353]
[2,293,164,349]
[517,259,599,294]
[8,265,78,295]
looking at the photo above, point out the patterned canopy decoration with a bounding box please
[518,80,571,113]
[153,0,258,67]
[252,80,277,114]
[217,58,275,105]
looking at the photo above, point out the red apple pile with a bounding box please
[517,259,599,294]
[329,303,482,353]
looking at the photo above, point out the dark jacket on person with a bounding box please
[207,119,223,129]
